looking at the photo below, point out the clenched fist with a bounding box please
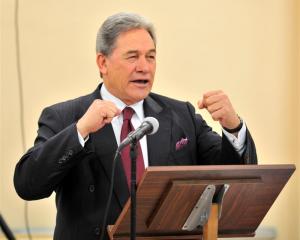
[76,99,121,138]
[198,90,240,130]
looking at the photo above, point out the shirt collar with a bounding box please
[100,83,144,121]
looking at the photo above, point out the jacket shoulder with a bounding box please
[41,87,99,124]
[149,92,195,111]
[46,92,93,111]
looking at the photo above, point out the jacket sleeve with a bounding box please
[14,106,85,200]
[186,102,257,165]
[220,128,257,164]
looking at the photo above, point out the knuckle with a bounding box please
[220,93,227,100]
[224,106,230,113]
[204,98,209,106]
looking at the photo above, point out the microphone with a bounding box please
[118,117,159,151]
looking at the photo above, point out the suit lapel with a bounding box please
[85,83,129,208]
[144,95,172,166]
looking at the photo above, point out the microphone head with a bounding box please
[144,117,159,135]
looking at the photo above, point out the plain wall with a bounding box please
[1,0,299,239]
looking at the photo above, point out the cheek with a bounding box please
[110,66,129,84]
[118,63,135,78]
[150,63,156,75]
[126,64,137,74]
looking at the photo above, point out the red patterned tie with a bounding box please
[120,107,145,189]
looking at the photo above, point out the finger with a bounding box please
[203,92,227,107]
[105,104,121,116]
[111,107,121,117]
[206,101,223,114]
[210,108,225,122]
[103,117,114,124]
[99,101,117,111]
[197,100,205,109]
[104,101,119,110]
[115,108,122,116]
[96,100,120,114]
[203,90,223,99]
[102,108,120,119]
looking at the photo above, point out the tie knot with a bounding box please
[122,107,134,121]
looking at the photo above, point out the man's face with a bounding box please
[97,28,156,105]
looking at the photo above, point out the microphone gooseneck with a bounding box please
[118,117,159,151]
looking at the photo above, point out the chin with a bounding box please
[128,93,150,104]
[129,89,151,101]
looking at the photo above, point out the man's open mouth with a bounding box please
[130,79,149,84]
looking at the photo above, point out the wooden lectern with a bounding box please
[108,164,295,240]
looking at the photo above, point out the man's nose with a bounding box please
[136,56,150,73]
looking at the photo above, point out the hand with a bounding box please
[198,90,240,129]
[76,99,121,138]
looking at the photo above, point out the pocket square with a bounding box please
[175,137,189,151]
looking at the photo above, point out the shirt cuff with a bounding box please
[222,122,247,156]
[77,130,89,147]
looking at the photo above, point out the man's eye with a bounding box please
[147,55,156,60]
[127,55,137,59]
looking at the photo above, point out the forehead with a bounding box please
[113,28,156,53]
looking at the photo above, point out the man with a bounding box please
[14,12,257,240]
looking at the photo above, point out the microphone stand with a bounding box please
[129,140,138,240]
[0,214,16,240]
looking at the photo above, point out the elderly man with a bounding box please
[14,12,257,240]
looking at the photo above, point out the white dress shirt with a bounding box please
[100,84,149,167]
[222,123,246,155]
[78,84,247,163]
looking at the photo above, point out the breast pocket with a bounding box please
[171,141,196,165]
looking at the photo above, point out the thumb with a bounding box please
[115,109,122,116]
[197,99,205,109]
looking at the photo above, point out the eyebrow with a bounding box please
[124,49,156,56]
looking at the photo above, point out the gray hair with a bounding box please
[96,12,156,56]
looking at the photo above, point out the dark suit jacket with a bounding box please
[14,84,257,240]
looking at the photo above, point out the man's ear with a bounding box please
[96,53,108,75]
